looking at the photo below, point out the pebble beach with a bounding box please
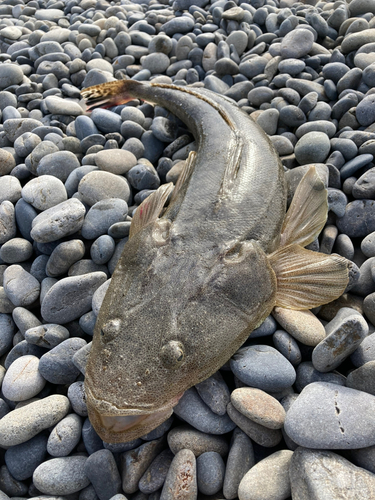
[1,0,375,498]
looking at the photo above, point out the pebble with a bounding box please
[31,199,86,243]
[0,395,70,447]
[82,199,128,240]
[47,413,82,457]
[284,382,375,449]
[68,381,87,417]
[78,171,131,206]
[231,388,286,430]
[290,448,375,499]
[196,451,225,495]
[33,456,90,495]
[46,240,86,278]
[0,201,16,244]
[337,200,375,238]
[22,176,67,211]
[5,434,48,481]
[223,428,254,500]
[138,449,174,494]
[238,450,293,500]
[84,450,122,500]
[3,265,40,307]
[160,449,197,500]
[272,307,326,346]
[41,272,107,324]
[95,149,137,175]
[0,237,33,263]
[167,425,229,457]
[295,362,346,392]
[230,345,296,392]
[195,371,230,416]
[173,387,236,435]
[39,338,87,385]
[2,355,46,402]
[295,131,331,165]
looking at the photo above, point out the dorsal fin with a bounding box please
[129,182,174,239]
[168,151,197,207]
[280,166,328,248]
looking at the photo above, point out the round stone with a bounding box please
[280,29,314,59]
[0,237,33,263]
[95,149,137,175]
[295,132,331,164]
[78,171,131,206]
[82,199,128,240]
[5,433,48,481]
[33,456,90,495]
[0,64,24,90]
[196,452,225,496]
[3,265,40,307]
[39,338,87,385]
[0,149,16,175]
[2,355,46,402]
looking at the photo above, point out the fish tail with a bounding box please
[80,79,143,111]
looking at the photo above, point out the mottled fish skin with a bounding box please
[81,80,350,443]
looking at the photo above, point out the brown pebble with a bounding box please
[160,449,197,500]
[272,307,325,346]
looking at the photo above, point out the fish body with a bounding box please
[82,80,350,443]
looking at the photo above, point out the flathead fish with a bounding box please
[81,80,350,443]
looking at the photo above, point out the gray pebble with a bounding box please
[139,449,174,494]
[72,342,92,376]
[31,199,86,244]
[336,200,375,238]
[41,272,107,323]
[78,171,131,206]
[340,154,374,180]
[350,257,375,297]
[195,371,230,416]
[356,94,375,127]
[33,456,89,496]
[347,361,375,396]
[295,131,331,165]
[226,403,282,448]
[353,167,375,199]
[3,265,40,307]
[273,330,301,367]
[173,387,236,435]
[95,149,137,175]
[22,176,67,211]
[0,201,16,244]
[5,433,48,481]
[82,199,128,240]
[196,451,225,495]
[39,338,87,385]
[82,417,103,455]
[128,163,160,191]
[3,118,43,143]
[2,355,46,402]
[15,198,38,242]
[37,151,81,183]
[0,313,15,357]
[91,109,122,134]
[230,345,296,392]
[46,240,86,278]
[0,465,28,497]
[0,395,70,447]
[67,381,87,417]
[25,141,59,175]
[121,438,166,495]
[0,237,33,263]
[280,29,314,59]
[47,413,82,457]
[295,362,346,393]
[285,382,375,449]
[290,448,375,500]
[223,428,254,500]
[90,235,115,265]
[0,175,21,204]
[160,449,197,500]
[0,150,16,176]
[84,450,122,500]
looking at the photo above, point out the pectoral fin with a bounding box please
[268,244,350,310]
[129,182,174,239]
[280,166,327,248]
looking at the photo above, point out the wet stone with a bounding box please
[33,456,90,496]
[173,387,236,435]
[284,382,375,449]
[39,337,87,385]
[0,395,70,447]
[22,176,67,211]
[47,413,82,457]
[41,272,107,324]
[230,345,296,392]
[2,355,46,402]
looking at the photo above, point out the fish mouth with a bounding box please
[85,385,182,443]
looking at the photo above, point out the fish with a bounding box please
[81,79,351,443]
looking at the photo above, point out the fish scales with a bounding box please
[81,80,351,443]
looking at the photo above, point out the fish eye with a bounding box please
[100,318,121,343]
[160,341,185,369]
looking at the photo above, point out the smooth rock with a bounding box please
[33,456,89,495]
[2,355,46,402]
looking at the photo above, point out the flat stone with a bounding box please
[39,338,87,385]
[2,355,46,402]
[22,176,67,211]
[47,413,82,457]
[3,265,40,307]
[84,450,122,500]
[78,171,131,206]
[195,371,230,416]
[196,451,225,496]
[95,149,137,175]
[138,449,174,494]
[33,456,89,495]
[4,433,48,481]
[272,307,325,346]
[167,425,229,457]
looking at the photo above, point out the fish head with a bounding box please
[85,222,277,443]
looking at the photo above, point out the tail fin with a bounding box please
[80,80,143,111]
